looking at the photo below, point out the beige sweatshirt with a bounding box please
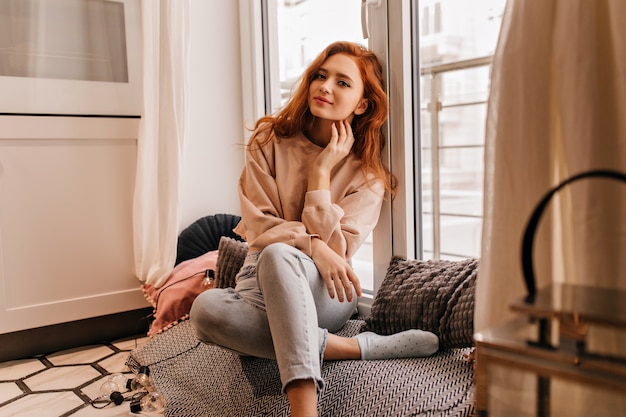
[233,129,385,261]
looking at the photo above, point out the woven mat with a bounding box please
[127,319,475,417]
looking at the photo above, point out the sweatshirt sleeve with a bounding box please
[234,133,386,261]
[301,178,385,259]
[234,138,316,255]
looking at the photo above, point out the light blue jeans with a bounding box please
[189,243,358,392]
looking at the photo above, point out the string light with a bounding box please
[97,379,125,406]
[202,269,215,288]
[91,366,165,413]
[130,391,166,414]
[93,340,204,413]
[130,366,154,392]
[108,372,131,391]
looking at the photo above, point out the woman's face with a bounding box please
[308,53,368,123]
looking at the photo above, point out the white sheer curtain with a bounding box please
[477,0,626,414]
[134,0,189,287]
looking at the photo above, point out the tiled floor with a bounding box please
[0,335,155,417]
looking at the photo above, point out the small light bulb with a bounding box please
[129,390,166,414]
[107,373,129,391]
[130,366,153,392]
[202,269,215,288]
[99,380,124,405]
[141,391,166,413]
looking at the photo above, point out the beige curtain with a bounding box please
[134,0,189,287]
[477,0,626,414]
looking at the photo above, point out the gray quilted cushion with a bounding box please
[214,236,248,288]
[362,256,478,348]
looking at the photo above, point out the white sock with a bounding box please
[354,330,439,360]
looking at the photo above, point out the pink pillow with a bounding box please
[142,250,219,337]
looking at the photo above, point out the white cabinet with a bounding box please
[0,0,142,116]
[0,116,148,334]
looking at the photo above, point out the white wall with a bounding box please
[179,0,244,230]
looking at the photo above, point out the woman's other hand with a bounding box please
[310,237,362,302]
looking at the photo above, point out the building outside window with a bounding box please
[419,0,505,260]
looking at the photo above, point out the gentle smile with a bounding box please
[313,96,332,104]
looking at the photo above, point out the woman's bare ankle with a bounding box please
[323,334,361,361]
[286,379,318,417]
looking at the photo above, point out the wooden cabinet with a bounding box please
[0,116,149,335]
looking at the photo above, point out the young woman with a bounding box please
[190,41,438,417]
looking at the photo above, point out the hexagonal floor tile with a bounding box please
[112,336,150,351]
[71,401,136,416]
[0,358,46,380]
[0,332,154,416]
[0,391,84,416]
[23,365,101,391]
[0,381,24,404]
[97,352,133,374]
[47,345,116,366]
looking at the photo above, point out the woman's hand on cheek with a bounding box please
[334,120,355,157]
[311,238,362,303]
[308,121,355,192]
[316,121,355,170]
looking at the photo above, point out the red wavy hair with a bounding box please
[248,41,396,197]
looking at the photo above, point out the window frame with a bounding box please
[237,0,419,314]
